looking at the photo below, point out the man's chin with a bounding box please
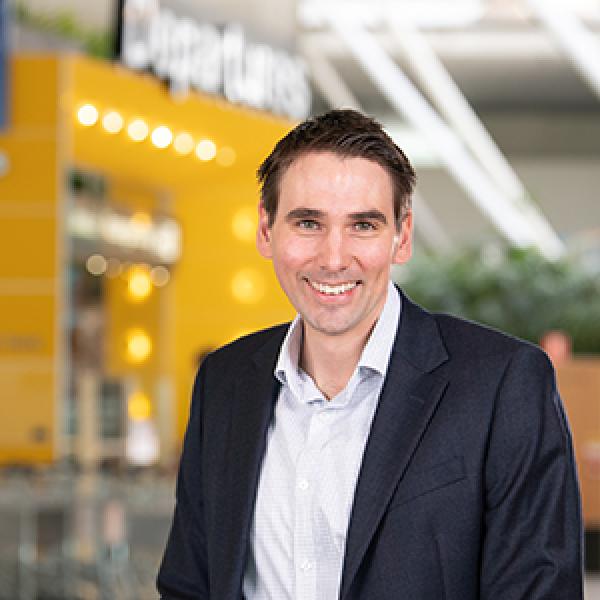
[302,316,358,338]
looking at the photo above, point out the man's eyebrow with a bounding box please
[285,208,326,221]
[284,208,389,224]
[349,210,388,224]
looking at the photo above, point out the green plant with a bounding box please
[397,246,600,353]
[14,2,114,59]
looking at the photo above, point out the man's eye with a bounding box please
[353,221,376,231]
[297,219,320,230]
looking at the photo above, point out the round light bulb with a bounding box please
[127,118,149,142]
[231,268,265,304]
[216,146,236,167]
[195,139,217,161]
[127,265,152,301]
[86,254,107,276]
[126,329,152,363]
[151,125,173,149]
[231,207,256,242]
[102,110,124,134]
[128,391,152,421]
[77,104,99,126]
[173,132,195,155]
[150,266,170,287]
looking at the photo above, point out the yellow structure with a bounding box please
[0,53,295,464]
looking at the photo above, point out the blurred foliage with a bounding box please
[14,2,114,58]
[398,246,600,354]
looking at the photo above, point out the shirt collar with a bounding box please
[275,313,303,386]
[275,281,401,389]
[358,281,401,376]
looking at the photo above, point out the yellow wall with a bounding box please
[0,56,63,463]
[0,53,296,463]
[66,54,296,442]
[172,183,294,438]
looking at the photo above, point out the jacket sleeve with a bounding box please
[157,361,210,599]
[480,346,584,599]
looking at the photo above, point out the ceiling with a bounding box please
[296,0,600,261]
[12,0,600,263]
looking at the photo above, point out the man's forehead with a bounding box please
[277,152,395,224]
[283,150,384,172]
[280,152,391,189]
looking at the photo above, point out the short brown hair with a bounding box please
[257,109,416,228]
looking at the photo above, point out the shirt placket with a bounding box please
[293,401,331,600]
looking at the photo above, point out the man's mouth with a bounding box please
[306,279,360,296]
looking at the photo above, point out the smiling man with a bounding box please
[157,110,583,600]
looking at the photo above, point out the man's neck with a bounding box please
[299,318,377,401]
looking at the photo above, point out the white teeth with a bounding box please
[309,281,358,295]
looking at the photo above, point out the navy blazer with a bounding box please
[157,290,583,599]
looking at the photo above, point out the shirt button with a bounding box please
[298,478,309,491]
[300,559,312,572]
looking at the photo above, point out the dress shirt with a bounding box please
[242,282,401,600]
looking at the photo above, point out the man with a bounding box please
[157,110,583,599]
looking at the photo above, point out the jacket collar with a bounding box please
[339,289,449,599]
[211,327,285,599]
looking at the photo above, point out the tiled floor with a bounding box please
[586,575,600,599]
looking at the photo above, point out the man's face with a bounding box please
[257,152,412,343]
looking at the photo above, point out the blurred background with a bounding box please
[0,0,599,597]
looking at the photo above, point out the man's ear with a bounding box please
[256,203,273,259]
[392,210,413,265]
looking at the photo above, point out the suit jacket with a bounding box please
[157,289,583,599]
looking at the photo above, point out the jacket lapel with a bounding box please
[339,293,449,600]
[213,328,285,600]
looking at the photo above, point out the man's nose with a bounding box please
[319,229,350,272]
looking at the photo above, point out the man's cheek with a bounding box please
[277,242,315,266]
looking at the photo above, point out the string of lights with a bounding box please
[75,102,237,166]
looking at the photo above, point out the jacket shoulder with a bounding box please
[203,322,289,371]
[431,310,550,365]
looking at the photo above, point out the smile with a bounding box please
[307,280,359,295]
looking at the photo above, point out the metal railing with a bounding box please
[0,469,174,600]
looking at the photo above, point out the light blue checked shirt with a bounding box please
[243,282,401,600]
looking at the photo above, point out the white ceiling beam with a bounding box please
[388,19,564,258]
[411,192,454,252]
[298,40,362,110]
[298,0,485,30]
[298,40,449,251]
[528,0,600,100]
[390,19,522,201]
[331,18,564,259]
[297,30,562,61]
